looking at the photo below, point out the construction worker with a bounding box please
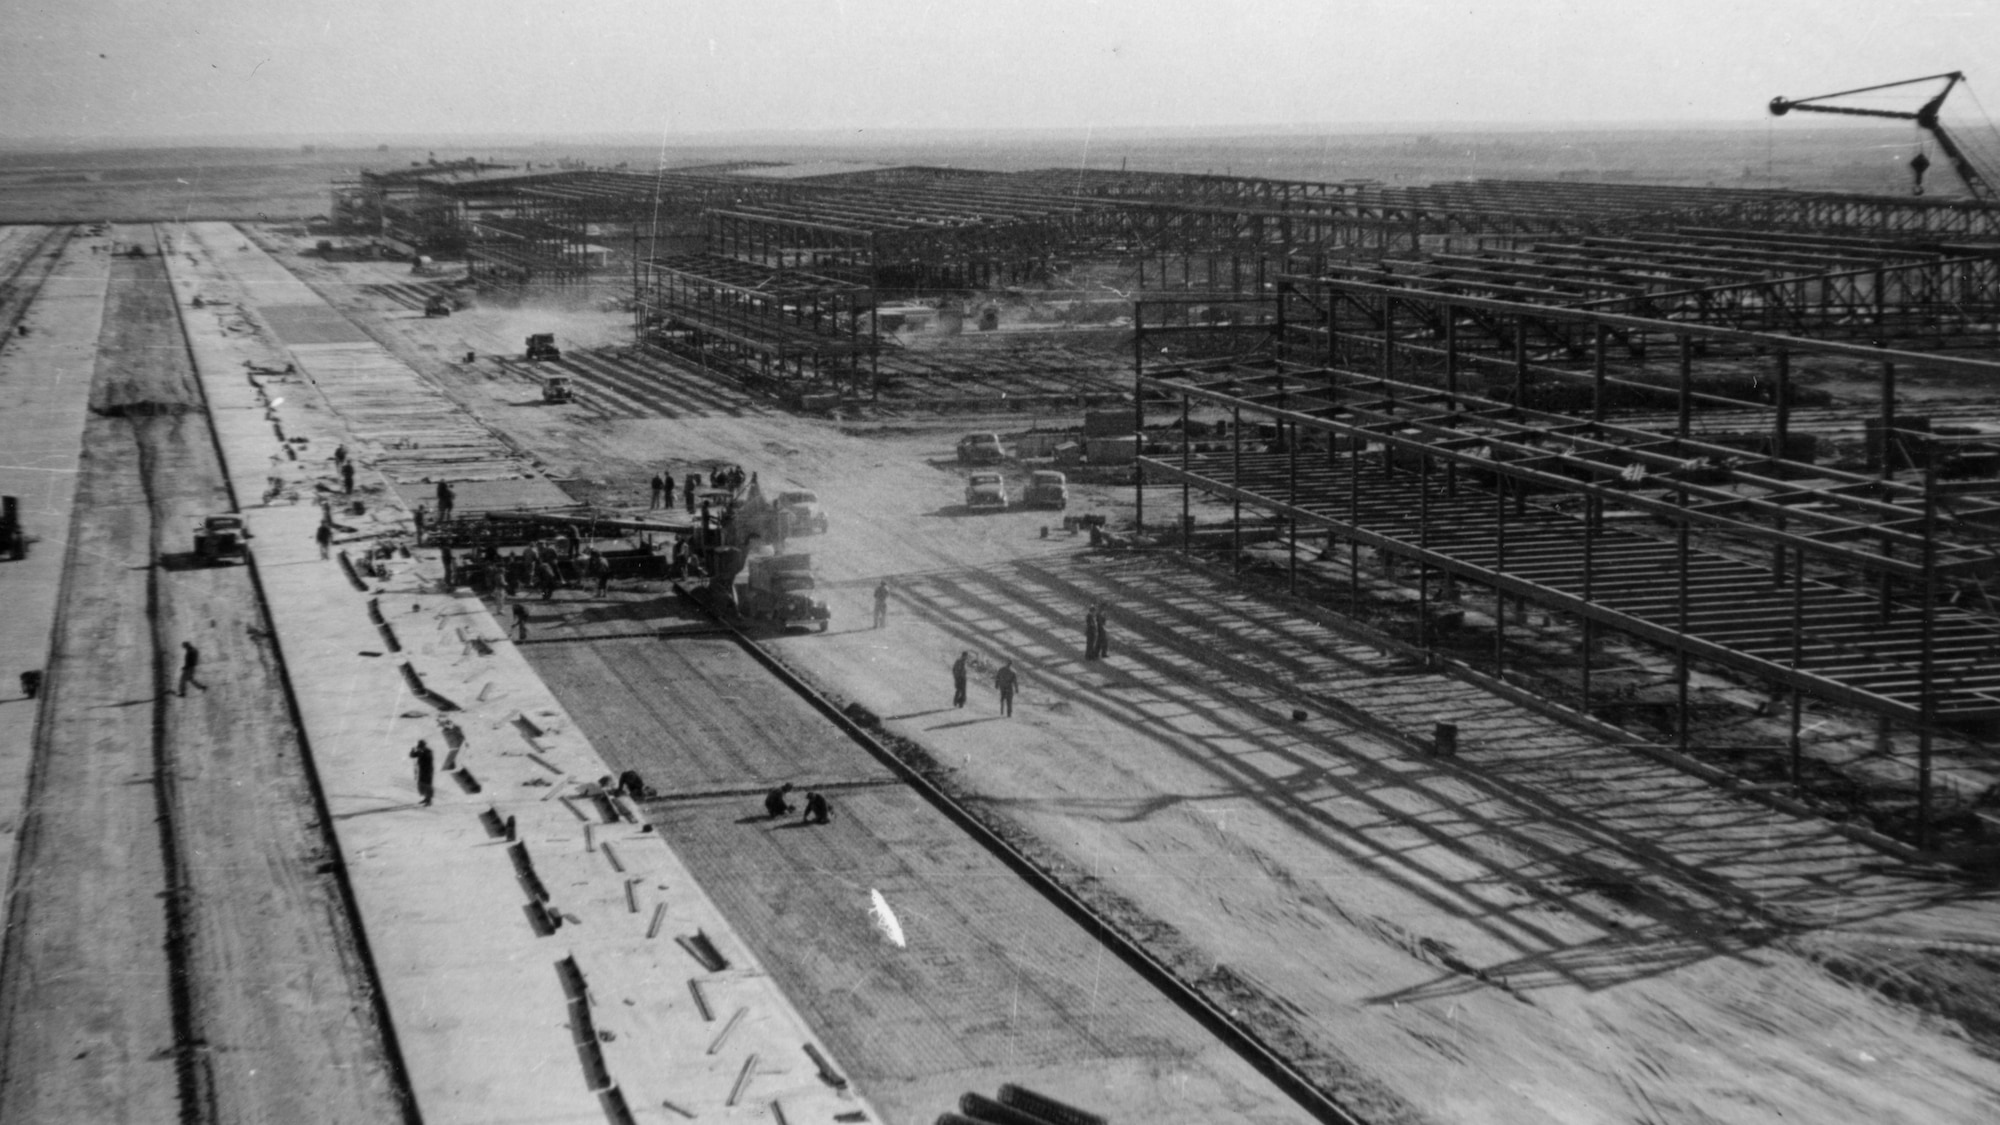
[512,602,530,642]
[872,581,889,629]
[176,641,204,697]
[409,739,435,807]
[764,782,795,819]
[587,550,610,596]
[662,471,675,510]
[994,660,1018,717]
[650,472,665,510]
[315,521,333,560]
[684,472,699,513]
[951,651,970,708]
[1094,604,1112,659]
[1083,604,1100,660]
[339,460,355,495]
[801,791,831,825]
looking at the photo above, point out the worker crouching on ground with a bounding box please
[764,782,795,819]
[800,791,830,825]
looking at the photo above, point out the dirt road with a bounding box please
[0,227,405,1124]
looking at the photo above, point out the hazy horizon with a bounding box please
[6,0,1999,142]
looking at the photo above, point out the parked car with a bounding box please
[1025,470,1069,509]
[965,471,1009,510]
[956,433,1005,464]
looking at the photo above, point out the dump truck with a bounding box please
[738,553,830,631]
[423,294,453,318]
[192,514,250,564]
[525,333,562,361]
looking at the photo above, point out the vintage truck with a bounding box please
[769,489,829,537]
[192,514,250,564]
[738,553,830,631]
[539,373,576,404]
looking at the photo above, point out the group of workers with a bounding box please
[763,782,832,825]
[649,463,750,514]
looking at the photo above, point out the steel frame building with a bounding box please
[1132,280,2000,843]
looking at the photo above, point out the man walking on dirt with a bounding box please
[873,580,889,629]
[951,651,970,708]
[1083,604,1100,660]
[994,660,1019,717]
[176,641,204,697]
[316,521,333,560]
[409,739,436,807]
[650,472,665,510]
[1094,604,1112,660]
[340,460,355,495]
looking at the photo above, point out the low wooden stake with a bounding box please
[687,978,712,1020]
[708,1007,746,1055]
[646,903,666,940]
[726,1052,758,1106]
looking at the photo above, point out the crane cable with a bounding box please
[1952,78,2000,193]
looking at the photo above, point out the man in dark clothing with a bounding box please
[437,481,455,522]
[1083,604,1100,660]
[994,660,1018,717]
[512,602,530,642]
[340,461,355,495]
[662,472,675,510]
[650,472,665,510]
[333,443,348,468]
[872,581,889,629]
[176,641,203,697]
[1095,605,1112,660]
[316,521,334,560]
[684,472,699,513]
[410,739,435,806]
[951,651,970,708]
[618,769,650,799]
[764,782,795,819]
[801,791,831,825]
[587,550,610,596]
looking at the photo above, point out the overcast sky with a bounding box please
[5,0,1999,139]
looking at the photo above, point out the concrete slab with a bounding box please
[0,227,109,908]
[163,221,883,1125]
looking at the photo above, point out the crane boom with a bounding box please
[1769,71,1996,202]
